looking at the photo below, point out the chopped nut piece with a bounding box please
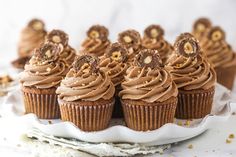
[188,144,193,149]
[177,121,183,126]
[184,42,194,54]
[123,35,132,43]
[90,30,99,38]
[52,35,61,43]
[46,67,51,72]
[229,134,234,139]
[48,120,52,124]
[144,56,152,64]
[226,139,231,144]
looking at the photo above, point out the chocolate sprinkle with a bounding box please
[28,19,45,31]
[73,55,99,73]
[207,26,225,41]
[46,29,69,47]
[135,49,162,69]
[33,42,61,62]
[193,18,212,32]
[105,42,128,63]
[174,33,200,58]
[87,25,109,42]
[118,29,141,49]
[144,25,164,39]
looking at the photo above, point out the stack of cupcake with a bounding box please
[192,18,236,90]
[19,21,219,132]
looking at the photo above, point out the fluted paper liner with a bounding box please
[176,87,215,119]
[58,99,114,131]
[121,97,177,131]
[215,65,236,90]
[22,86,60,119]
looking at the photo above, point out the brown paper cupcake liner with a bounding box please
[58,99,115,131]
[176,87,215,119]
[215,65,236,90]
[121,97,177,131]
[22,86,60,119]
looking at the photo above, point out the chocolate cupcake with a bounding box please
[99,42,129,118]
[12,19,47,69]
[192,18,212,41]
[118,29,142,63]
[166,33,216,119]
[45,29,76,68]
[56,55,115,131]
[119,49,178,131]
[142,25,173,64]
[20,42,67,119]
[81,25,110,57]
[201,26,236,89]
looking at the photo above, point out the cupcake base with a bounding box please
[176,87,215,119]
[22,86,60,119]
[215,65,236,90]
[121,97,177,131]
[58,98,115,132]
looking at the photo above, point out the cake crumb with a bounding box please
[229,134,234,139]
[226,139,231,144]
[188,144,193,149]
[48,120,52,124]
[177,121,183,126]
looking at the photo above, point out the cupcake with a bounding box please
[192,17,212,42]
[20,42,67,119]
[119,49,178,131]
[45,29,76,68]
[166,33,216,119]
[118,29,142,63]
[99,42,128,118]
[201,26,236,90]
[12,19,47,69]
[80,25,110,57]
[56,55,115,131]
[142,25,173,64]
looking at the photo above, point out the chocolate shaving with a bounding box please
[118,29,141,49]
[46,29,69,47]
[28,19,45,31]
[144,25,164,39]
[87,25,109,42]
[105,42,128,62]
[207,26,225,41]
[33,42,60,62]
[135,49,162,69]
[193,18,212,32]
[73,55,99,73]
[174,33,200,58]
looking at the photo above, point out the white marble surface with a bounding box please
[1,0,236,156]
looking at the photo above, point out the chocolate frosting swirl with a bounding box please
[118,29,142,62]
[201,26,236,68]
[46,30,76,67]
[142,25,173,64]
[166,33,216,90]
[20,43,67,89]
[119,49,178,103]
[81,25,110,56]
[192,18,212,41]
[18,19,47,58]
[99,43,128,86]
[56,55,115,101]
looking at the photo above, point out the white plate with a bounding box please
[1,83,234,146]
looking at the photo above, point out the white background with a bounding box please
[0,0,236,66]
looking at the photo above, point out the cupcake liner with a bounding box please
[121,97,177,131]
[176,87,215,119]
[215,65,236,90]
[58,99,115,131]
[22,86,60,119]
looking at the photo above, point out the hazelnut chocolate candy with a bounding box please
[193,18,212,33]
[87,25,109,42]
[135,49,162,69]
[28,19,45,31]
[174,33,200,58]
[105,42,128,62]
[33,42,61,63]
[73,55,99,73]
[144,25,164,39]
[46,30,69,47]
[118,29,141,47]
[207,26,225,42]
